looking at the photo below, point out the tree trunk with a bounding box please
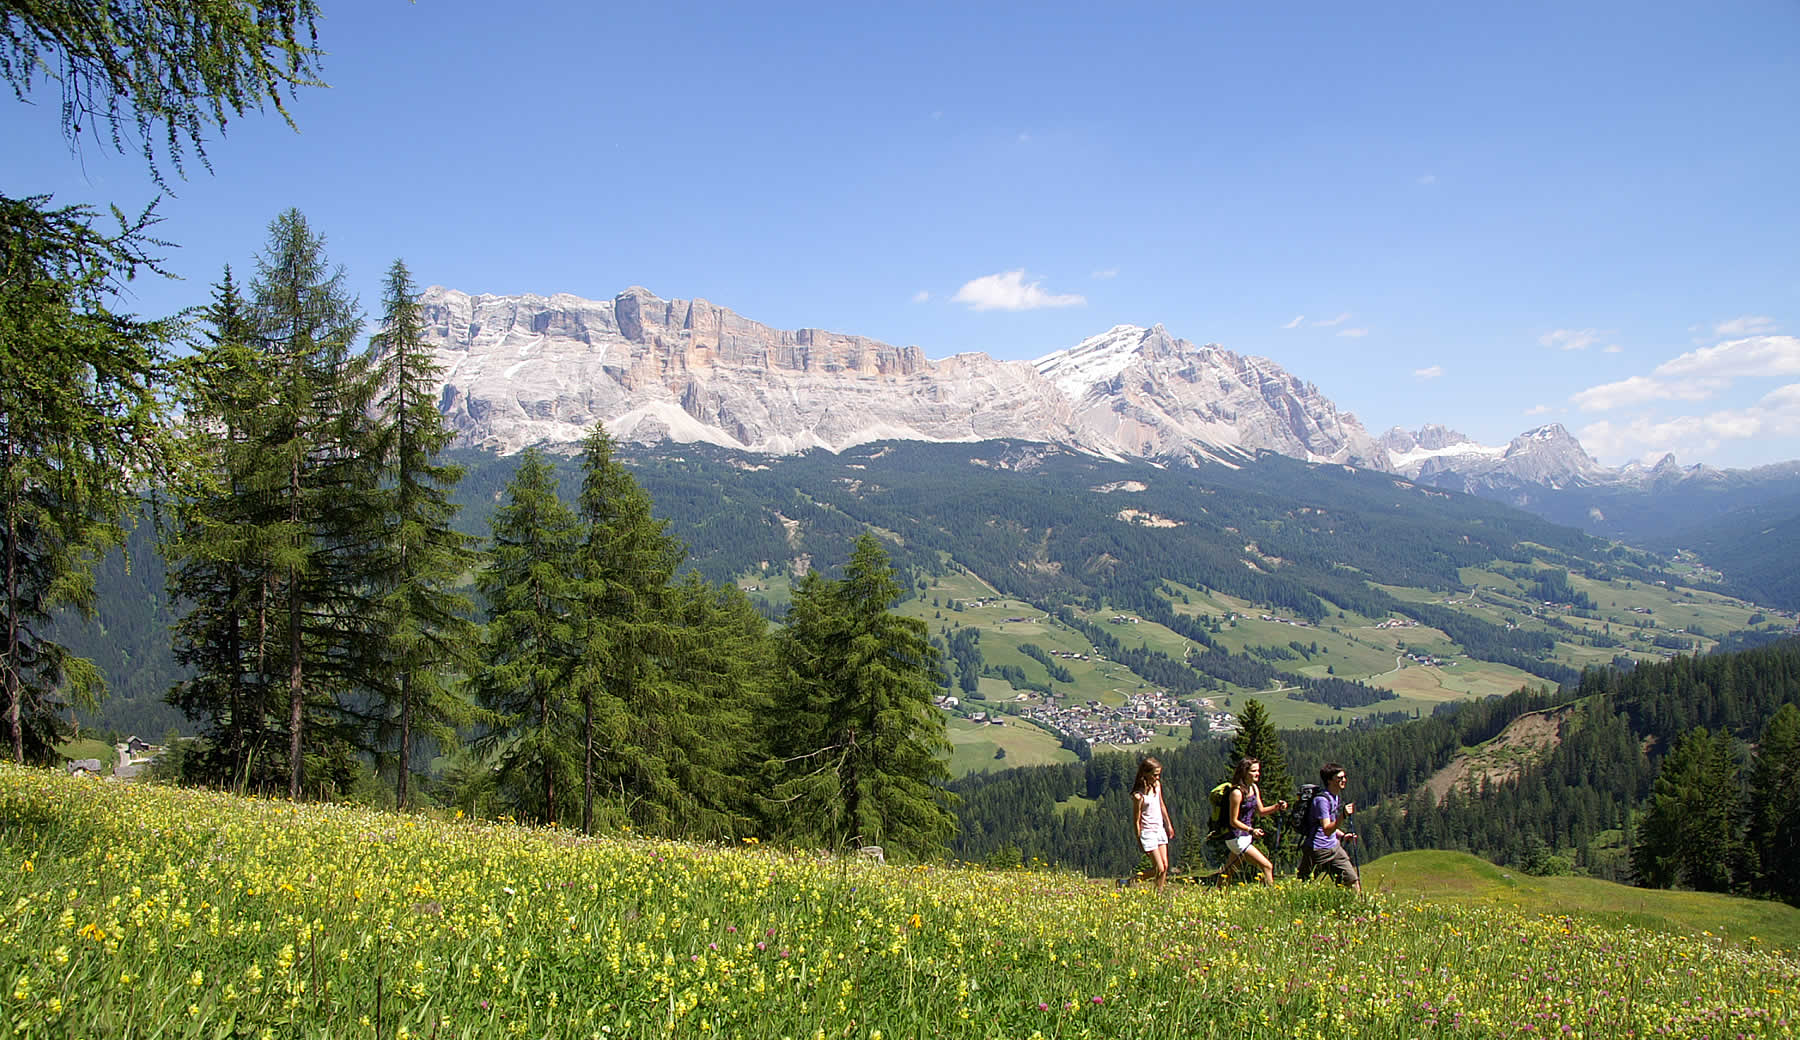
[582,691,593,835]
[398,673,412,810]
[542,686,556,824]
[287,447,303,800]
[4,459,21,765]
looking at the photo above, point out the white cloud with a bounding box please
[1577,384,1800,461]
[911,290,930,303]
[1338,328,1369,338]
[1414,365,1443,380]
[1714,315,1776,337]
[1569,334,1800,414]
[1569,375,1715,412]
[952,270,1086,312]
[1603,344,1622,354]
[1417,173,1437,185]
[1652,335,1800,383]
[1314,313,1351,327]
[1281,315,1304,329]
[1540,328,1603,351]
[1091,267,1119,280]
[1525,404,1552,416]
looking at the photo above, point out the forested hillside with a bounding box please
[58,439,1792,745]
[952,639,1800,903]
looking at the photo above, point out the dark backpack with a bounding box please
[1207,781,1235,837]
[1286,783,1324,837]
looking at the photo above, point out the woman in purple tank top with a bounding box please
[1219,757,1287,885]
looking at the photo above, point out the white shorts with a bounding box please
[1140,828,1167,852]
[1226,834,1253,854]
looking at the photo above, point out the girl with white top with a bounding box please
[1132,755,1173,892]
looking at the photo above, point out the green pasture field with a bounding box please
[1367,656,1542,702]
[7,769,1798,1040]
[54,739,116,770]
[1365,849,1800,953]
[1053,793,1099,816]
[735,571,794,612]
[943,715,1076,777]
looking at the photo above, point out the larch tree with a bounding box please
[0,196,177,763]
[3,1,333,766]
[245,208,367,800]
[1,1,326,185]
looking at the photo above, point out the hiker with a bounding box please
[1217,757,1287,885]
[1298,762,1361,893]
[1132,755,1173,892]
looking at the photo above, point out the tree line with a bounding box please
[8,195,961,858]
[951,640,1800,904]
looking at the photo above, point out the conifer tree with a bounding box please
[663,574,774,834]
[1,196,178,763]
[569,428,767,837]
[365,259,480,809]
[1631,727,1745,892]
[1748,704,1800,902]
[572,425,682,834]
[247,209,370,799]
[473,451,581,824]
[164,268,285,786]
[771,533,957,859]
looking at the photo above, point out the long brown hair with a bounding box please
[1230,757,1260,790]
[1132,756,1163,795]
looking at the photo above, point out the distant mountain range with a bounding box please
[417,285,1800,541]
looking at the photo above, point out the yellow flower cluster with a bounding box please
[2,763,1797,1038]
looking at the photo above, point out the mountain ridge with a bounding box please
[416,284,1791,499]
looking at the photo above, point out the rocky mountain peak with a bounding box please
[1381,423,1475,455]
[416,287,1390,467]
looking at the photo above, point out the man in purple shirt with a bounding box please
[1298,762,1361,893]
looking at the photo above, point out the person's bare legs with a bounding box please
[1148,844,1170,893]
[1243,844,1275,884]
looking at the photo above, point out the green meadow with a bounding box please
[3,767,1796,1040]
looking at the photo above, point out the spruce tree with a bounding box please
[164,268,285,787]
[473,451,581,825]
[364,259,480,809]
[771,533,957,859]
[1748,704,1800,902]
[1631,727,1745,892]
[571,425,682,834]
[569,428,767,837]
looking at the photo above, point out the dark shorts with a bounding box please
[1298,843,1359,887]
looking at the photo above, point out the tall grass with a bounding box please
[3,764,1796,1038]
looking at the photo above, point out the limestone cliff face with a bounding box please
[1034,324,1386,467]
[415,286,1604,487]
[420,286,1091,456]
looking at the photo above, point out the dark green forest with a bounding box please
[951,639,1800,902]
[60,438,1698,736]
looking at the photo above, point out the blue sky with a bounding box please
[5,1,1797,468]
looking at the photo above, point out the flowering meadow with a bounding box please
[3,765,1798,1039]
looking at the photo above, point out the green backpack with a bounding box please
[1207,781,1236,838]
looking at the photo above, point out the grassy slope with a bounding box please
[1365,849,1800,952]
[4,769,1798,1040]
